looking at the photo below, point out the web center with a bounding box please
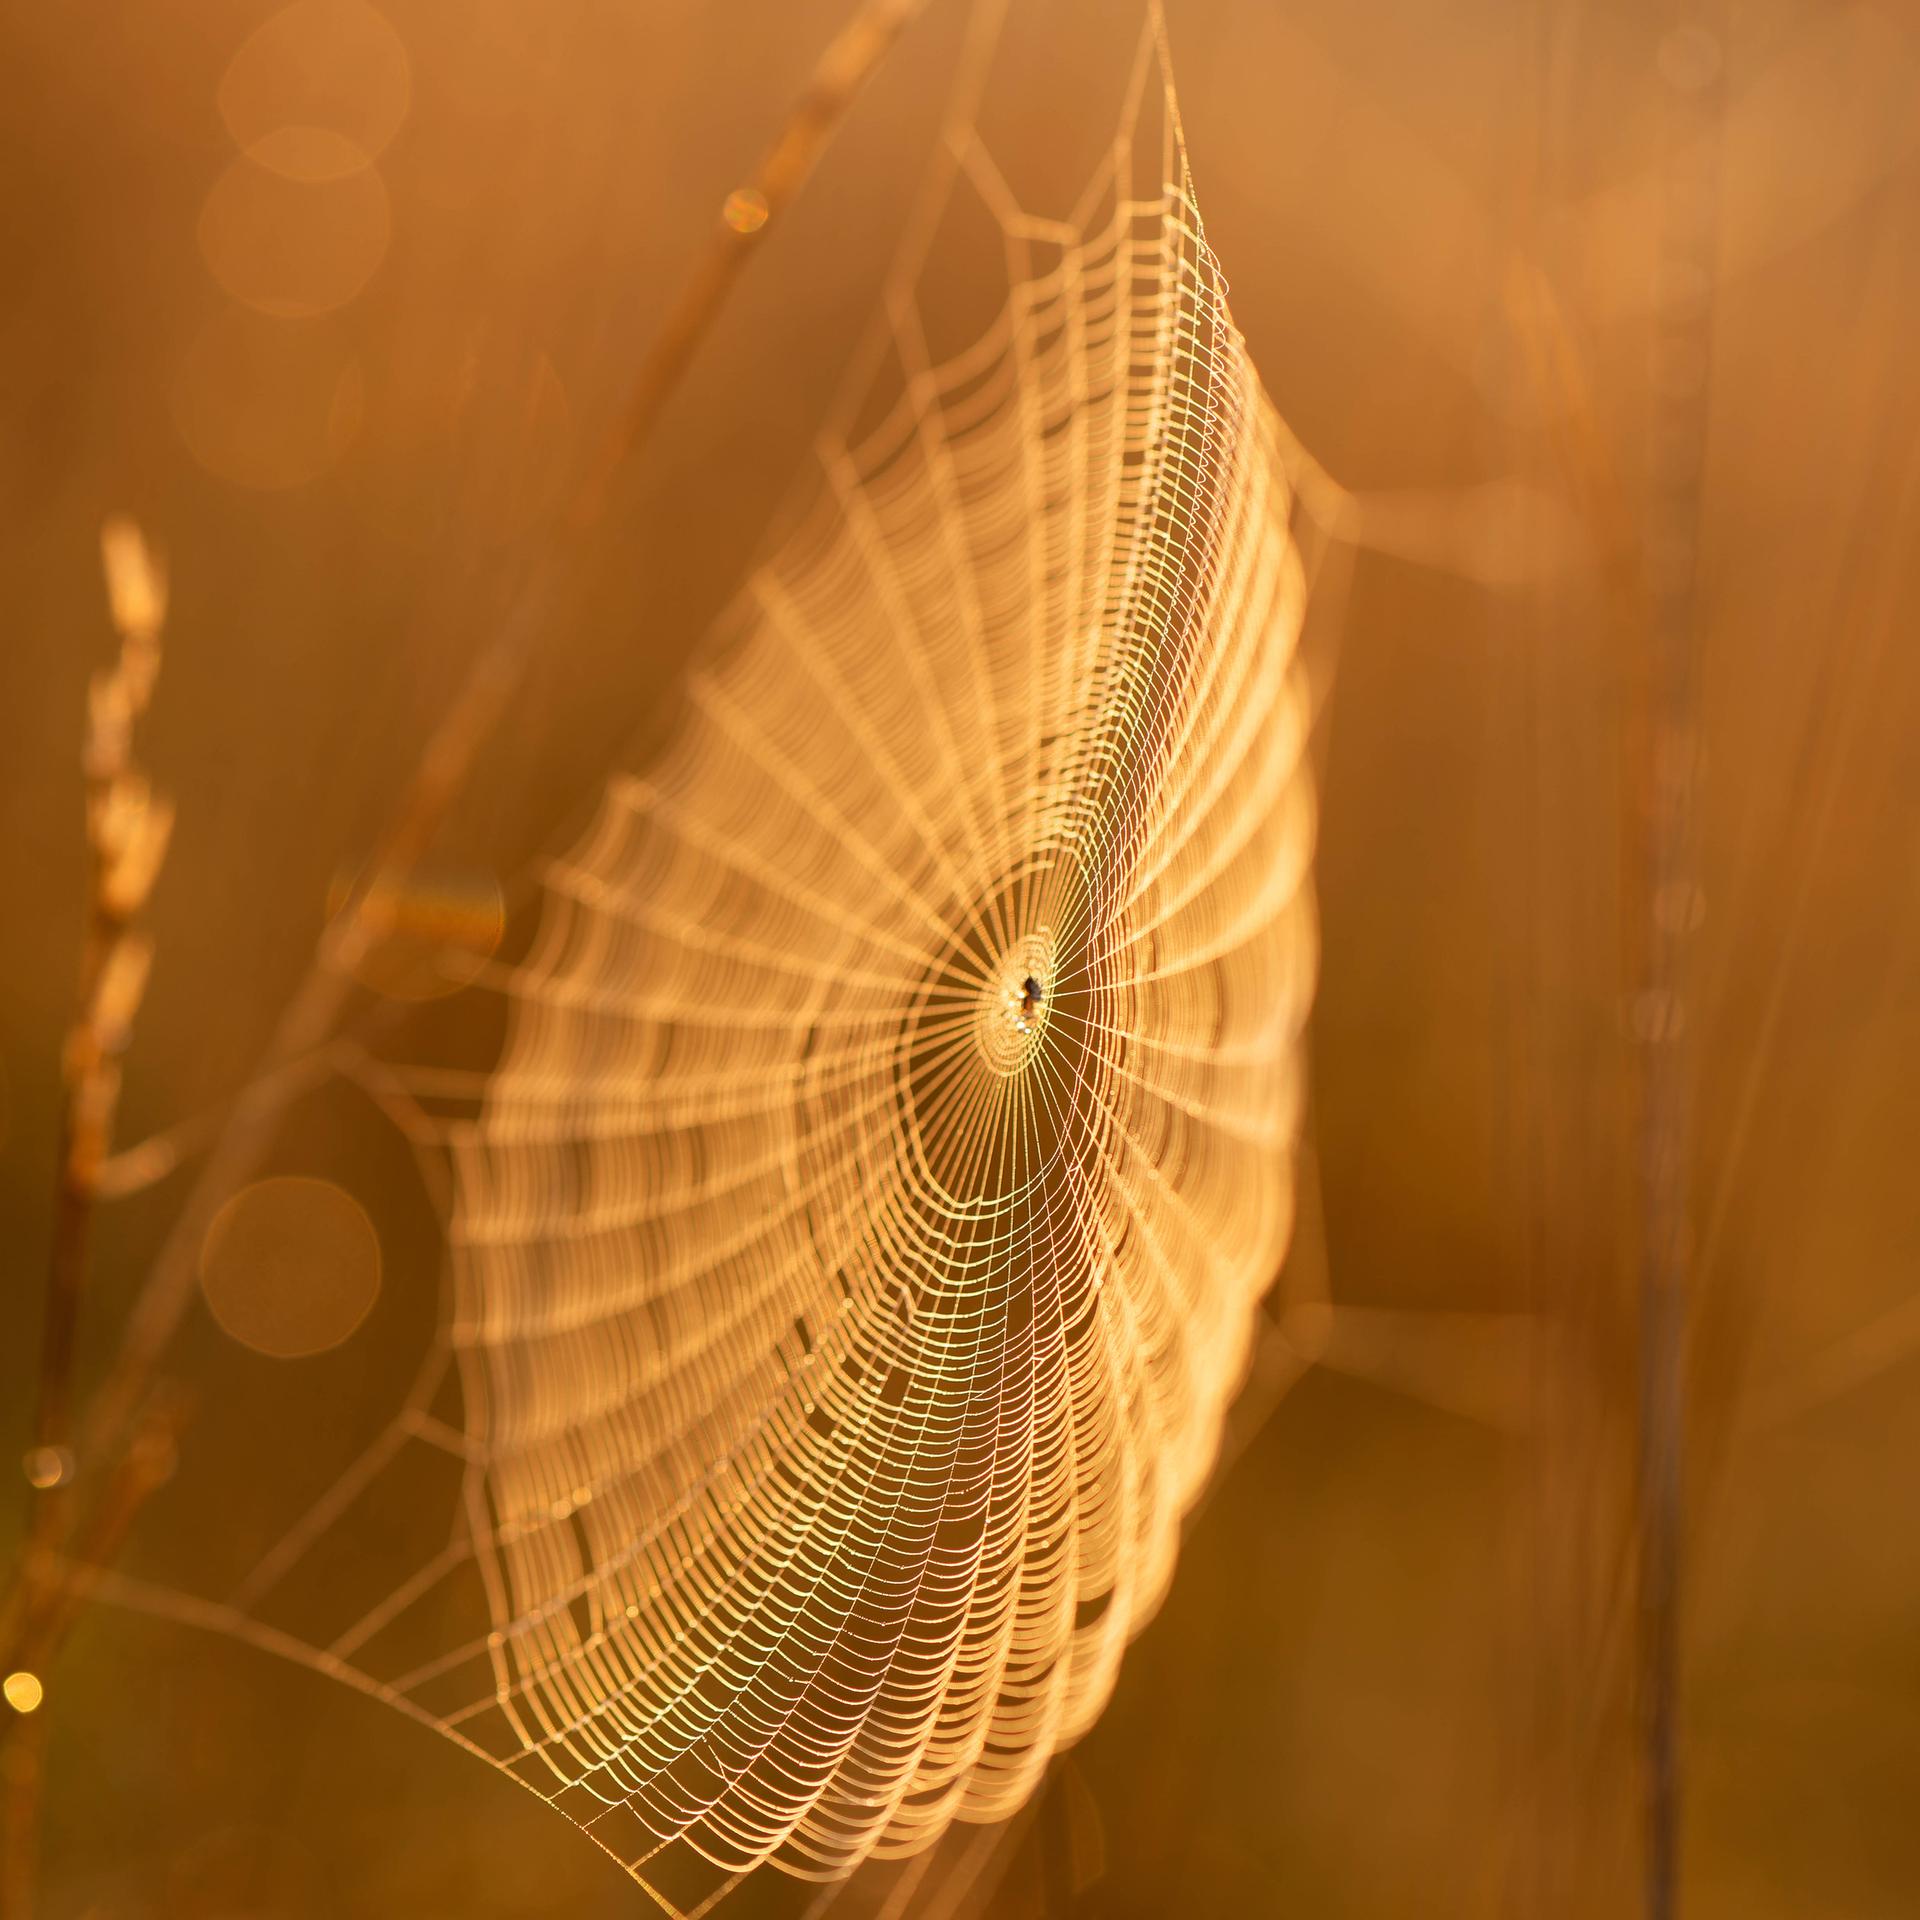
[977,932,1055,1074]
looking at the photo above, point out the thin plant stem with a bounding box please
[576,0,931,522]
[0,1706,48,1920]
[1632,17,1722,1916]
[0,5,932,1909]
[4,519,172,1920]
[0,1394,188,1920]
[62,0,934,1507]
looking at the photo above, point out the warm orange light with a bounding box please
[21,1446,73,1492]
[197,151,391,319]
[722,186,770,234]
[172,307,364,491]
[199,1177,382,1359]
[3,1672,44,1715]
[218,0,412,177]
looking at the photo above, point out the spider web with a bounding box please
[130,8,1332,1910]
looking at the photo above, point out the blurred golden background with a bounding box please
[4,0,1919,1914]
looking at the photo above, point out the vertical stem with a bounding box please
[0,6,934,1907]
[24,882,127,1566]
[23,1132,99,1571]
[575,0,930,520]
[64,0,934,1500]
[4,1108,105,1920]
[1,1706,50,1920]
[34,1144,95,1484]
[1634,16,1721,1918]
[6,521,170,1920]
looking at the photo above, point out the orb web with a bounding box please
[152,8,1324,1908]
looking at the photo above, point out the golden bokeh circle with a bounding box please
[219,0,412,176]
[21,1444,73,1491]
[173,305,364,491]
[198,149,391,318]
[199,1176,382,1360]
[3,1671,45,1715]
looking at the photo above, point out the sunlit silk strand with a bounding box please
[432,29,1315,1889]
[204,10,1318,1902]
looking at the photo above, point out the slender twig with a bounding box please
[0,2,932,1901]
[7,1393,189,1694]
[0,1706,48,1920]
[58,0,933,1508]
[27,522,170,1502]
[91,1042,343,1200]
[575,0,930,522]
[4,518,173,1920]
[1504,165,1709,1913]
[1632,21,1722,1918]
[1,1393,188,1920]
